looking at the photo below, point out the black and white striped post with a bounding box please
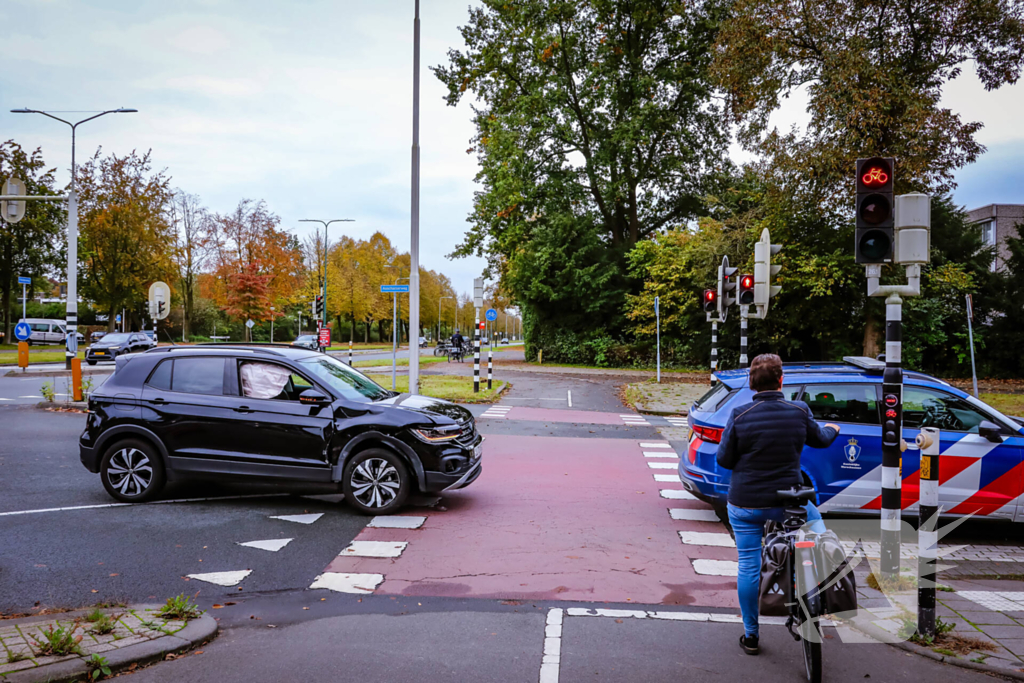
[487,335,493,390]
[739,307,749,369]
[348,339,353,366]
[916,426,940,637]
[880,292,904,579]
[710,320,718,383]
[473,315,481,393]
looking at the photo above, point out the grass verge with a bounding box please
[354,355,448,368]
[0,350,86,365]
[365,373,506,403]
[979,392,1024,417]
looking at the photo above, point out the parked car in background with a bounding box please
[91,330,107,343]
[293,334,319,350]
[85,332,155,365]
[141,330,156,343]
[419,336,428,348]
[18,318,67,345]
[79,344,484,513]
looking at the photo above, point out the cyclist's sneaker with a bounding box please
[739,634,759,655]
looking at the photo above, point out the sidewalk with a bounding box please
[0,604,216,682]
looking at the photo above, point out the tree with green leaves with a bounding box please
[436,0,731,355]
[0,141,65,344]
[77,149,175,330]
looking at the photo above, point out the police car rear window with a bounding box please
[694,384,732,412]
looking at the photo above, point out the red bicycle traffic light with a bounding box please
[855,157,895,264]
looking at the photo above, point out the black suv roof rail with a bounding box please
[146,344,288,357]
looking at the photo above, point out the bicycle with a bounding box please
[434,342,450,357]
[766,486,826,683]
[447,345,465,363]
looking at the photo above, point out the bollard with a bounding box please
[71,357,84,402]
[349,339,353,366]
[916,427,940,638]
[473,317,480,393]
[487,342,493,390]
[18,341,29,371]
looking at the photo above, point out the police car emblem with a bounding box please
[845,438,861,463]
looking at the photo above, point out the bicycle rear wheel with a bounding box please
[800,618,822,683]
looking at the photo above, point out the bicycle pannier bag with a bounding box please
[817,530,858,617]
[759,530,792,616]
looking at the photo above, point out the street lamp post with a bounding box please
[299,218,354,351]
[12,107,137,368]
[439,296,453,346]
[270,306,275,342]
[409,0,422,395]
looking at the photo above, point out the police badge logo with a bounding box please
[845,438,861,463]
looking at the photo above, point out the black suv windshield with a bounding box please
[100,334,130,343]
[299,355,393,403]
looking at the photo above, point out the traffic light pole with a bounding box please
[473,311,481,393]
[708,314,720,384]
[739,306,749,369]
[866,262,922,580]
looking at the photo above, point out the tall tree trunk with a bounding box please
[862,313,880,358]
[1,281,10,346]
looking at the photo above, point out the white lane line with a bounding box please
[669,508,720,522]
[679,531,735,547]
[647,461,677,470]
[0,398,13,401]
[0,493,289,517]
[237,538,293,552]
[567,608,648,618]
[659,489,696,500]
[186,570,252,587]
[340,541,408,558]
[368,515,426,529]
[640,442,673,448]
[644,451,678,458]
[270,513,324,525]
[309,572,384,594]
[540,608,563,683]
[692,559,739,576]
[567,390,572,408]
[654,473,682,483]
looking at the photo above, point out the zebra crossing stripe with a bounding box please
[654,473,682,483]
[640,442,672,448]
[669,508,719,522]
[679,531,735,547]
[647,461,677,470]
[692,559,738,576]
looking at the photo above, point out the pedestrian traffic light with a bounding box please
[157,301,166,318]
[702,289,717,314]
[717,256,738,321]
[738,274,754,305]
[753,228,782,318]
[855,157,895,264]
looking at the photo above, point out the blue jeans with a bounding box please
[727,502,825,638]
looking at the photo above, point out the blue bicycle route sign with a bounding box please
[485,308,497,321]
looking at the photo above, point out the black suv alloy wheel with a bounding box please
[342,448,411,515]
[100,439,166,502]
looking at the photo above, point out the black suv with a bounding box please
[79,344,483,514]
[86,332,155,364]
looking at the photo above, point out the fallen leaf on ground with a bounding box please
[211,604,223,609]
[109,573,119,577]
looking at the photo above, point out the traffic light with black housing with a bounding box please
[703,289,717,313]
[157,301,166,317]
[855,157,895,264]
[738,274,754,305]
[717,256,738,321]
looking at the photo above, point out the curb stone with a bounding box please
[849,612,1024,681]
[0,605,217,683]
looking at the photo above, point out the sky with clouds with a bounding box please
[2,0,1022,299]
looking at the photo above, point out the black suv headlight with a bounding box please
[410,424,464,443]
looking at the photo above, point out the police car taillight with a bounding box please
[693,425,723,444]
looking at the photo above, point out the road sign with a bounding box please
[1,177,27,224]
[148,281,171,320]
[115,314,121,323]
[381,284,410,293]
[17,276,30,285]
[14,322,31,341]
[318,327,331,347]
[485,308,497,321]
[245,319,255,329]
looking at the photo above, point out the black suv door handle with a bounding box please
[148,398,166,405]
[234,406,254,414]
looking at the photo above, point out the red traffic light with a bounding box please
[705,290,715,301]
[703,288,717,313]
[742,275,753,288]
[857,157,893,192]
[738,274,755,305]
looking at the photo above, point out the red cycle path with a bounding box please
[325,434,738,607]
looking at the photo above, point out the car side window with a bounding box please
[786,386,802,401]
[902,387,990,433]
[147,360,172,391]
[30,323,49,332]
[239,362,311,401]
[170,358,225,396]
[803,384,879,424]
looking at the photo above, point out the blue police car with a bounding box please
[680,357,1024,522]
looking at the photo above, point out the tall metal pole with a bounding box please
[710,319,718,383]
[408,0,422,395]
[393,291,398,390]
[655,296,661,383]
[881,292,904,580]
[298,218,355,352]
[967,294,979,398]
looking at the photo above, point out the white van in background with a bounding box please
[17,318,85,346]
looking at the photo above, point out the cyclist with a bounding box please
[450,329,465,361]
[716,353,839,656]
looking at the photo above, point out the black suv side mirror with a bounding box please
[978,420,1004,443]
[299,389,329,405]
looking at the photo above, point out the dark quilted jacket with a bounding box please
[716,390,839,508]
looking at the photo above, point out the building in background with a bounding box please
[967,204,1024,273]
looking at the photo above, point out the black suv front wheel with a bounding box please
[342,448,410,515]
[100,439,166,502]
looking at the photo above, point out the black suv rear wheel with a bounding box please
[342,448,410,515]
[100,438,166,502]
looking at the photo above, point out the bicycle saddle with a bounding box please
[776,486,817,505]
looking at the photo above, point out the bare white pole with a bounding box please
[408,0,421,394]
